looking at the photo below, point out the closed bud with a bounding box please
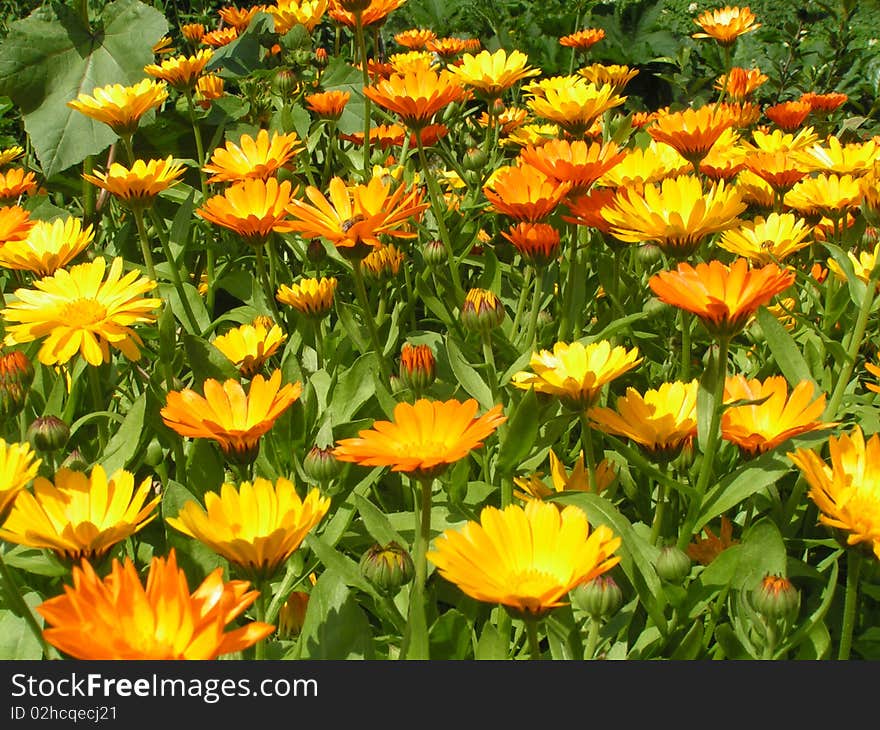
[571,574,623,619]
[655,545,692,584]
[422,239,447,268]
[462,147,488,172]
[314,47,329,69]
[59,448,88,472]
[361,244,404,283]
[750,574,800,624]
[399,342,436,395]
[460,288,505,333]
[303,445,342,484]
[0,350,34,419]
[306,239,327,264]
[635,243,663,266]
[278,590,310,638]
[642,296,668,319]
[27,415,70,453]
[359,541,415,596]
[272,68,300,97]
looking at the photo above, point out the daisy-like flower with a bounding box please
[167,476,330,580]
[526,76,625,136]
[196,177,298,246]
[602,175,746,258]
[305,90,351,119]
[180,22,206,43]
[0,146,23,167]
[195,73,225,109]
[826,242,880,289]
[2,256,161,366]
[688,515,738,565]
[648,257,795,339]
[203,129,302,183]
[500,222,560,266]
[647,105,737,168]
[519,139,625,195]
[589,380,699,462]
[363,68,467,130]
[562,187,618,235]
[329,0,406,28]
[285,174,427,256]
[692,5,761,46]
[340,123,406,150]
[394,28,437,49]
[742,150,810,196]
[0,465,159,563]
[799,136,880,177]
[67,79,168,136]
[699,127,747,181]
[783,173,863,220]
[218,4,265,29]
[717,212,812,264]
[332,398,506,480]
[211,317,287,378]
[0,439,40,523]
[559,28,606,50]
[597,140,690,188]
[268,0,328,33]
[202,27,239,47]
[513,449,614,500]
[734,169,776,209]
[144,49,213,90]
[0,168,37,201]
[36,549,274,659]
[577,63,639,94]
[482,163,572,222]
[82,157,186,209]
[161,369,302,465]
[0,216,94,277]
[511,340,642,410]
[716,67,768,102]
[388,50,437,75]
[447,48,540,100]
[764,100,812,132]
[361,243,404,281]
[425,36,472,58]
[747,126,818,153]
[788,426,880,559]
[427,499,621,618]
[276,276,337,318]
[800,91,848,113]
[721,375,834,457]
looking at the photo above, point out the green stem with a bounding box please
[354,13,372,179]
[579,412,598,493]
[184,90,215,316]
[88,364,108,453]
[0,548,56,659]
[82,155,96,226]
[403,477,433,659]
[481,330,500,404]
[584,616,601,659]
[131,207,157,281]
[680,311,692,381]
[525,617,542,660]
[312,318,325,371]
[838,549,863,660]
[265,559,300,626]
[147,208,200,334]
[254,584,268,660]
[255,246,281,321]
[510,266,532,337]
[650,479,668,546]
[559,222,580,341]
[352,263,392,384]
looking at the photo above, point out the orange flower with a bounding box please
[218,4,265,29]
[699,127,747,180]
[203,129,302,183]
[195,73,225,109]
[800,91,847,113]
[559,28,606,50]
[742,150,810,195]
[363,68,466,130]
[0,205,34,244]
[500,222,560,266]
[764,100,812,131]
[332,398,506,479]
[329,0,406,27]
[562,187,618,235]
[526,76,625,136]
[692,5,761,46]
[482,163,572,222]
[688,516,738,565]
[647,105,736,167]
[648,257,795,338]
[519,139,625,194]
[305,90,351,118]
[202,27,239,47]
[181,22,206,43]
[36,549,274,659]
[82,157,186,209]
[577,63,639,94]
[394,28,437,49]
[67,79,168,136]
[0,168,37,201]
[716,67,768,102]
[340,123,406,149]
[144,49,213,90]
[425,36,471,58]
[196,178,298,245]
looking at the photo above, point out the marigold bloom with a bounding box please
[602,175,746,258]
[447,48,539,100]
[328,0,406,28]
[305,90,351,118]
[716,67,768,101]
[218,4,264,29]
[688,516,738,565]
[559,28,606,50]
[425,36,471,58]
[597,140,690,188]
[718,100,761,129]
[589,380,699,462]
[526,77,624,136]
[648,257,795,339]
[398,342,435,394]
[511,340,642,409]
[363,68,466,130]
[800,91,847,113]
[2,256,160,366]
[483,163,572,222]
[562,187,618,234]
[203,129,302,183]
[276,276,337,318]
[268,0,328,33]
[196,178,297,245]
[826,242,880,289]
[647,106,736,167]
[36,549,274,659]
[195,73,225,108]
[799,136,880,177]
[0,439,40,523]
[427,500,621,617]
[783,173,863,219]
[332,398,506,479]
[144,49,213,90]
[742,150,810,195]
[460,288,505,333]
[721,375,834,457]
[514,449,614,500]
[202,27,239,47]
[361,242,404,280]
[394,28,436,49]
[211,318,287,378]
[83,157,186,209]
[747,126,818,153]
[0,465,159,563]
[67,79,168,136]
[734,169,776,209]
[167,477,330,580]
[0,168,37,201]
[788,426,880,559]
[161,370,302,465]
[0,217,93,277]
[764,100,812,131]
[718,212,812,264]
[519,139,625,194]
[501,222,560,266]
[699,127,747,180]
[181,22,206,43]
[577,63,639,94]
[693,5,760,46]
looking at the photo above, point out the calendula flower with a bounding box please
[764,100,812,132]
[0,465,159,563]
[826,242,880,289]
[602,175,746,258]
[276,276,337,318]
[597,140,690,188]
[202,27,239,47]
[161,370,302,465]
[195,73,225,108]
[514,449,614,501]
[181,22,206,43]
[734,168,776,209]
[268,0,328,33]
[394,28,436,49]
[589,380,699,462]
[398,342,436,394]
[799,136,880,177]
[577,63,639,94]
[36,549,274,659]
[427,500,621,618]
[0,146,23,167]
[742,150,810,196]
[483,163,572,222]
[692,5,761,46]
[363,68,466,130]
[784,173,863,220]
[167,476,330,580]
[800,91,847,113]
[0,168,37,201]
[305,90,351,118]
[500,222,561,266]
[519,139,625,194]
[648,257,795,339]
[2,256,161,366]
[0,216,94,277]
[332,398,506,479]
[698,127,747,181]
[67,79,168,136]
[559,28,605,50]
[688,515,738,565]
[196,178,298,245]
[788,426,880,558]
[717,212,812,264]
[203,129,302,183]
[361,243,404,281]
[144,48,213,90]
[82,157,186,209]
[721,375,834,457]
[716,67,768,102]
[388,50,437,75]
[329,0,406,28]
[747,126,818,153]
[447,48,540,100]
[0,439,40,523]
[562,188,618,235]
[511,340,642,410]
[425,35,471,58]
[526,76,625,136]
[647,106,737,167]
[211,318,287,378]
[218,4,265,29]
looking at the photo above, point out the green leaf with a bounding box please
[304,533,372,593]
[100,392,147,475]
[755,306,815,387]
[429,610,472,659]
[0,609,43,659]
[353,493,404,546]
[733,518,787,590]
[296,569,375,659]
[0,0,168,177]
[475,622,508,660]
[445,337,494,410]
[696,347,717,452]
[184,438,225,498]
[824,241,867,307]
[496,387,537,476]
[183,333,240,386]
[545,604,583,660]
[329,354,376,426]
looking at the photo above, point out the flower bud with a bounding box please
[635,242,663,266]
[460,288,505,334]
[359,541,415,596]
[314,47,329,69]
[655,545,692,584]
[59,448,88,472]
[462,147,488,172]
[303,445,342,484]
[272,68,300,97]
[27,415,70,453]
[278,590,310,638]
[750,574,800,624]
[399,342,436,396]
[306,239,327,264]
[571,574,623,619]
[0,350,33,419]
[361,244,404,283]
[422,239,447,268]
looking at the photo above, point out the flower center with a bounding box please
[59,298,107,327]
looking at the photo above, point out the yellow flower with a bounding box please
[783,173,863,219]
[513,449,614,500]
[692,5,761,46]
[203,129,303,183]
[526,76,625,136]
[597,140,690,188]
[717,212,813,264]
[447,48,540,99]
[276,276,337,318]
[167,476,330,580]
[788,426,880,559]
[67,79,168,136]
[196,177,297,246]
[826,242,880,289]
[577,63,639,94]
[511,340,642,409]
[82,157,186,209]
[0,438,40,523]
[361,243,404,281]
[746,126,818,153]
[144,49,213,90]
[647,105,737,167]
[798,136,880,177]
[36,549,274,659]
[268,0,328,33]
[427,500,621,617]
[1,256,161,366]
[0,146,23,167]
[195,73,225,109]
[211,317,287,378]
[0,216,94,277]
